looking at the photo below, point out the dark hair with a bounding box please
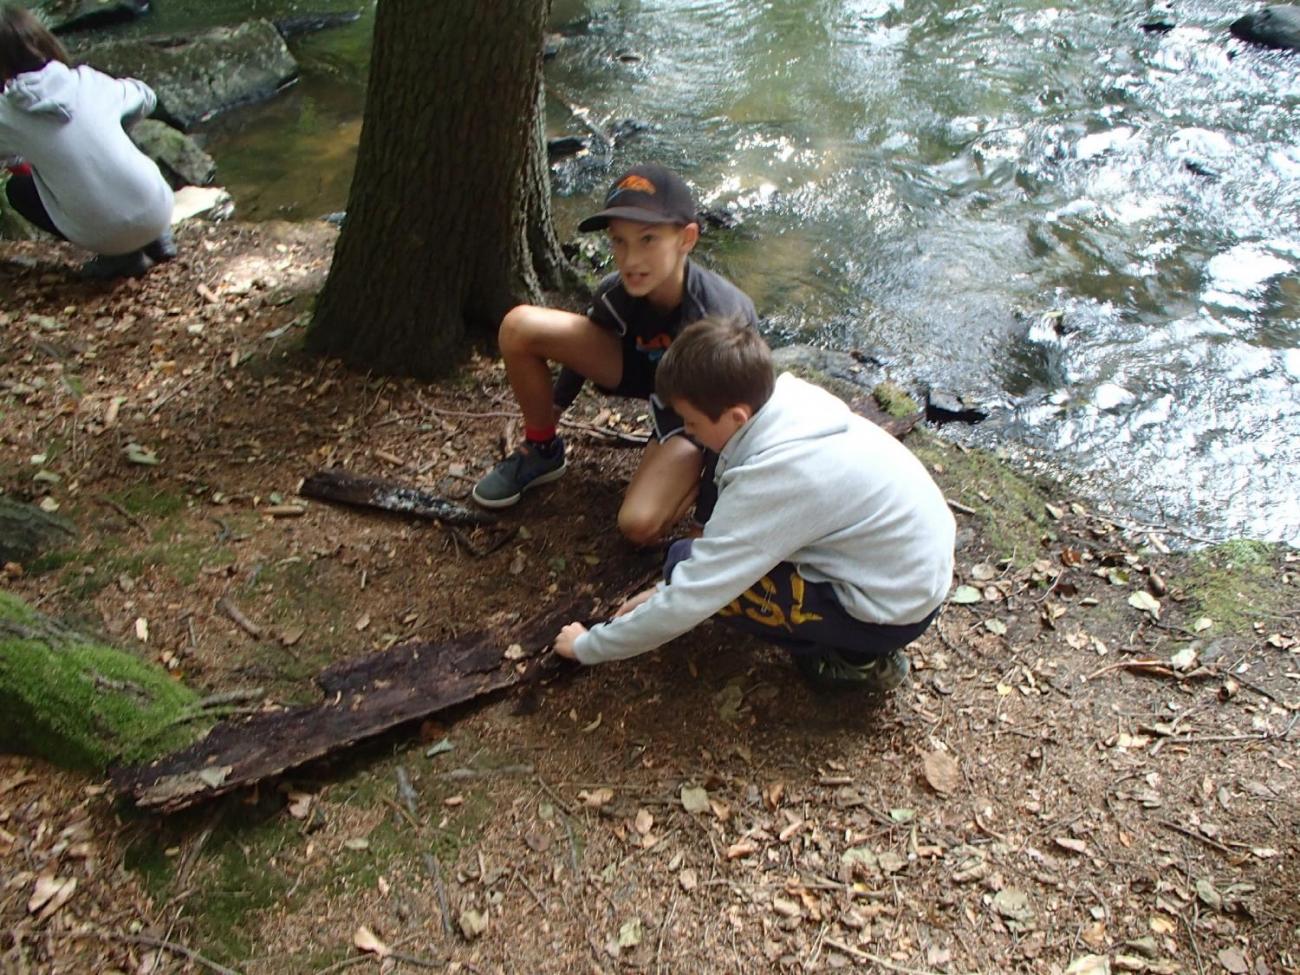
[0,4,70,84]
[656,316,775,420]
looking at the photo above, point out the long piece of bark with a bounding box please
[111,558,656,813]
[299,468,494,526]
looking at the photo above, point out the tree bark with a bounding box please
[308,0,572,378]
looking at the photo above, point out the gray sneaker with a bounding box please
[472,439,566,508]
[796,647,910,693]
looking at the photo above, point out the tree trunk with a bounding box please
[308,0,572,378]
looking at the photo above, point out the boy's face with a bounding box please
[672,398,752,453]
[606,217,699,308]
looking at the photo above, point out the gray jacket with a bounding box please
[1,62,172,254]
[574,373,956,664]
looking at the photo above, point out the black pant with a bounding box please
[5,172,66,239]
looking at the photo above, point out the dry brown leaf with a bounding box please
[353,925,390,957]
[634,808,653,836]
[580,787,614,809]
[922,750,961,795]
[726,839,759,860]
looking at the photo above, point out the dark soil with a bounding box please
[1,223,1297,975]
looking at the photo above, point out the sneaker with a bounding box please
[795,647,910,693]
[471,438,566,508]
[77,249,152,280]
[144,229,177,263]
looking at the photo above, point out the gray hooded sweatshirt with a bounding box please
[574,373,956,665]
[0,61,172,254]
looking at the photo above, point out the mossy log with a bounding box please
[0,496,77,566]
[0,591,202,772]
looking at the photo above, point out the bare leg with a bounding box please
[498,305,623,430]
[618,436,704,546]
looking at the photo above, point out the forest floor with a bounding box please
[1,222,1297,975]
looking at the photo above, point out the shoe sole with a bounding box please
[471,462,566,509]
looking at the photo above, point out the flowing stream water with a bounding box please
[128,0,1300,544]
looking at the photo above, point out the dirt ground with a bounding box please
[1,222,1297,975]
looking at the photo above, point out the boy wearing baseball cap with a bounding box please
[472,164,758,546]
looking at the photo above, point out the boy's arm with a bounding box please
[114,76,158,125]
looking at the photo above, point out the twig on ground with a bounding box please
[395,766,419,818]
[514,868,549,917]
[380,795,421,832]
[1156,818,1245,858]
[822,938,971,975]
[947,498,977,516]
[89,930,241,975]
[1084,658,1173,681]
[422,853,454,938]
[217,597,262,639]
[655,890,679,974]
[94,495,147,532]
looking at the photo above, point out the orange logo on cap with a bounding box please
[616,174,656,194]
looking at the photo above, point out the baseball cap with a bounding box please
[577,164,697,232]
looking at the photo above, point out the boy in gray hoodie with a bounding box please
[553,317,955,690]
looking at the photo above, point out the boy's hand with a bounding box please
[553,622,588,660]
[615,585,659,618]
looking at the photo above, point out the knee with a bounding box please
[618,505,667,548]
[498,304,538,355]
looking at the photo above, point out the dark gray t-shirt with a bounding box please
[559,259,758,440]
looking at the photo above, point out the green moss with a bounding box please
[126,804,298,966]
[109,485,188,519]
[1181,541,1286,633]
[910,431,1056,565]
[873,381,921,418]
[0,590,201,770]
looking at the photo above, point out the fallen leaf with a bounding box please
[678,868,697,891]
[1064,955,1110,975]
[617,918,642,949]
[680,785,710,814]
[124,443,159,465]
[28,874,63,914]
[344,838,370,851]
[726,838,758,859]
[353,925,390,957]
[1054,836,1088,855]
[134,617,149,642]
[971,562,997,581]
[1217,947,1247,974]
[581,712,603,732]
[1128,590,1161,618]
[634,808,653,835]
[984,618,1007,636]
[1149,915,1176,935]
[992,887,1033,923]
[286,792,313,820]
[459,909,488,940]
[1169,645,1198,671]
[922,750,961,795]
[772,896,801,918]
[951,585,981,604]
[580,787,614,809]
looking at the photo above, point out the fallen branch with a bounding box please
[94,495,147,533]
[88,930,242,975]
[422,852,454,938]
[947,498,977,517]
[217,597,262,640]
[1156,818,1246,858]
[1084,658,1173,681]
[822,938,973,975]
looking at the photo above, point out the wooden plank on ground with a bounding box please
[112,559,658,813]
[299,468,493,526]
